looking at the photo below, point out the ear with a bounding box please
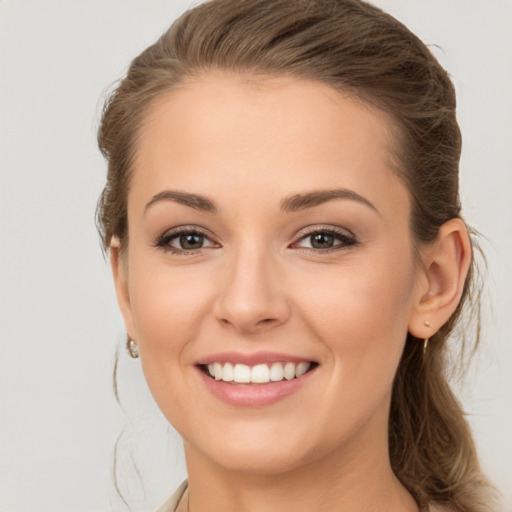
[110,237,136,338]
[408,218,472,339]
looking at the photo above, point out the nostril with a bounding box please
[257,318,276,325]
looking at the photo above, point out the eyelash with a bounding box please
[154,226,358,255]
[154,226,216,255]
[292,227,358,253]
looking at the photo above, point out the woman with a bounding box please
[96,0,493,510]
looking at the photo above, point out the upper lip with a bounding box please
[196,351,317,366]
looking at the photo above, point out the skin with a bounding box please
[111,73,470,512]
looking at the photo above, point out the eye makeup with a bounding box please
[152,223,359,256]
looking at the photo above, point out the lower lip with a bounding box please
[197,367,315,407]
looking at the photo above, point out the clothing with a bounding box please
[156,480,446,512]
[157,480,188,512]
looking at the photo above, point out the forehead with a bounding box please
[131,73,408,218]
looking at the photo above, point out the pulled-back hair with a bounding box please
[97,1,491,510]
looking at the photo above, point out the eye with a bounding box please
[293,228,357,251]
[155,228,217,254]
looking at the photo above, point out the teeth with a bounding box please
[284,362,295,380]
[295,362,310,378]
[234,364,251,383]
[270,362,284,381]
[251,364,270,383]
[221,362,234,382]
[205,361,312,384]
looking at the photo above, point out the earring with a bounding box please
[422,320,431,354]
[127,339,139,359]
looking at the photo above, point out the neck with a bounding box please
[183,424,418,512]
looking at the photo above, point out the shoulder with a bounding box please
[156,481,188,512]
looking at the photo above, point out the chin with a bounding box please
[202,443,316,476]
[184,418,338,477]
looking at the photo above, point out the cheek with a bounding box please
[127,254,215,361]
[285,254,417,444]
[125,256,219,427]
[296,251,416,387]
[300,254,414,333]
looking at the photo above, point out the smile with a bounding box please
[196,352,319,406]
[204,361,314,384]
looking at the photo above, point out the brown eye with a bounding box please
[293,228,357,252]
[179,233,204,250]
[310,232,335,249]
[156,228,217,253]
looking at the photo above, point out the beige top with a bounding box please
[156,481,447,512]
[157,481,188,512]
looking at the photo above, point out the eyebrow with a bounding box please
[144,188,378,216]
[281,189,379,214]
[145,190,218,214]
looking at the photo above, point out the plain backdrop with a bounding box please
[0,1,511,511]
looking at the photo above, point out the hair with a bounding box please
[97,0,492,510]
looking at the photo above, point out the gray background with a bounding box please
[1,1,511,510]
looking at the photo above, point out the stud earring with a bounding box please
[127,339,139,359]
[424,320,431,328]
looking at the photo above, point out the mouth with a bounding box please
[199,361,318,384]
[195,352,319,406]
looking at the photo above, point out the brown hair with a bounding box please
[97,0,492,509]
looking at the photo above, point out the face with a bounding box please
[113,73,425,475]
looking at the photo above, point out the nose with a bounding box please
[213,247,290,335]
